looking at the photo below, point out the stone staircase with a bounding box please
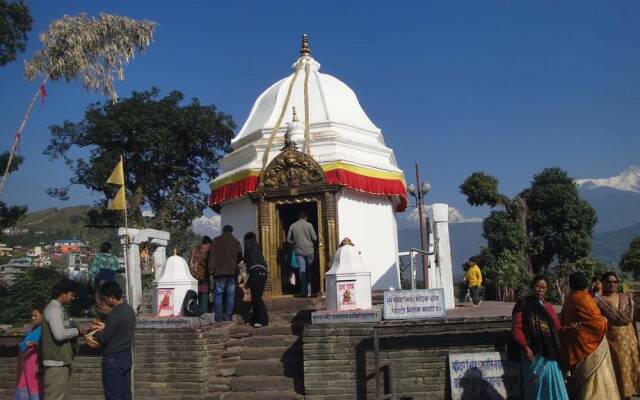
[206,311,307,400]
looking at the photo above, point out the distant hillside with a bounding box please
[591,223,640,266]
[5,206,118,248]
[579,186,640,233]
[398,222,485,280]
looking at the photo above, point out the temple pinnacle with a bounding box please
[300,33,311,56]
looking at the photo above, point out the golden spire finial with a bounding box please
[292,106,299,122]
[173,248,177,256]
[300,33,311,57]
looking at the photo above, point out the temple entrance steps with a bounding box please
[206,315,306,399]
[205,297,322,400]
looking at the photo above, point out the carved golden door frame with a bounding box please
[249,138,340,297]
[250,188,340,297]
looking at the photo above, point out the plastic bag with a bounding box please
[290,251,299,269]
[289,272,296,286]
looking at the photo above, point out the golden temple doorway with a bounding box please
[249,137,340,298]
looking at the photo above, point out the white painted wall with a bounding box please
[220,198,257,247]
[336,190,400,289]
[427,204,455,309]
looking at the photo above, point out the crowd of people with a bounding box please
[12,212,317,399]
[14,216,639,400]
[14,278,136,400]
[188,210,318,326]
[511,271,640,400]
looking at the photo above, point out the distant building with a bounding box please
[0,257,32,285]
[27,246,42,257]
[54,239,84,247]
[0,243,13,257]
[1,227,28,236]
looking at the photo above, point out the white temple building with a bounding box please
[209,35,408,295]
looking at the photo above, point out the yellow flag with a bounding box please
[108,186,126,210]
[106,158,124,185]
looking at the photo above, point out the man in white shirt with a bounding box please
[287,210,318,297]
[41,279,88,399]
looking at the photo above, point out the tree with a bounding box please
[0,151,26,236]
[45,87,235,252]
[460,167,597,275]
[1,13,157,197]
[620,235,640,279]
[0,0,32,66]
[0,267,62,324]
[524,168,597,272]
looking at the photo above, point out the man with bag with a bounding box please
[287,210,318,297]
[189,236,212,314]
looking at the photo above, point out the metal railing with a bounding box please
[398,243,438,289]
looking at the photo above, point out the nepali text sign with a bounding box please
[623,281,640,293]
[311,308,382,324]
[449,352,521,400]
[383,288,446,320]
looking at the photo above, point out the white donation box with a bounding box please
[152,254,197,317]
[325,239,372,311]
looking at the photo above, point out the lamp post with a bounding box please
[407,163,431,289]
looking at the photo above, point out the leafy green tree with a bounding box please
[480,250,531,302]
[524,167,597,272]
[460,167,597,276]
[0,0,32,66]
[546,257,605,304]
[45,87,235,252]
[0,151,26,237]
[0,267,62,324]
[620,235,640,279]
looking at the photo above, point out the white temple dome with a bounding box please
[233,54,379,145]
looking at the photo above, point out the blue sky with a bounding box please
[1,1,638,218]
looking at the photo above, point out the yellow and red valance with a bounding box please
[208,162,408,211]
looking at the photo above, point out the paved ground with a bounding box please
[449,301,515,319]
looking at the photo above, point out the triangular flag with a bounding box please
[108,186,126,210]
[107,158,124,185]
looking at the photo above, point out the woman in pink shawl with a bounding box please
[14,304,44,400]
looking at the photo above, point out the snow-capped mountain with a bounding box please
[576,166,640,193]
[397,205,482,229]
[191,215,221,238]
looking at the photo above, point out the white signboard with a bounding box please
[383,288,446,320]
[449,352,521,400]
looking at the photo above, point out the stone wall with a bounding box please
[303,318,512,400]
[2,317,512,400]
[1,329,210,400]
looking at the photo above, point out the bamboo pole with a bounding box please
[0,77,49,198]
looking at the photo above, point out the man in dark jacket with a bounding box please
[208,225,242,322]
[91,282,136,400]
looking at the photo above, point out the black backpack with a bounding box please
[182,290,203,317]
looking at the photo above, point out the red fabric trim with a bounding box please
[208,175,259,206]
[209,169,408,212]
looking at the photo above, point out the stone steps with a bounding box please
[207,389,303,400]
[207,310,307,398]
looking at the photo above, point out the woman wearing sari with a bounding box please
[512,275,570,400]
[561,271,620,400]
[595,272,640,399]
